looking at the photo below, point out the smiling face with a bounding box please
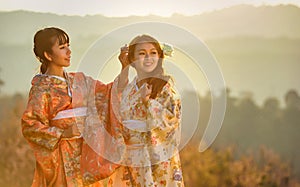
[132,42,159,75]
[47,39,71,68]
[33,27,71,74]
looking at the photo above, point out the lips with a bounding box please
[144,61,152,66]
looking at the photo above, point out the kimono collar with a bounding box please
[32,71,72,97]
[133,77,139,91]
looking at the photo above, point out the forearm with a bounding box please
[117,66,129,92]
[22,119,64,150]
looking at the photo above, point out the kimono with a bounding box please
[22,72,124,187]
[108,77,184,187]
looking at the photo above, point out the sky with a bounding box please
[0,0,300,17]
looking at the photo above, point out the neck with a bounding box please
[137,72,163,82]
[45,66,65,78]
[136,72,153,81]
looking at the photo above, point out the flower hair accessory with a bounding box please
[160,43,174,57]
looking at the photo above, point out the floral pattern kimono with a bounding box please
[108,77,184,187]
[22,72,124,187]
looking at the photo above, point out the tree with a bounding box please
[0,68,4,93]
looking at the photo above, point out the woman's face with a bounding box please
[47,39,71,68]
[132,42,159,75]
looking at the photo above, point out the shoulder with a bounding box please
[68,71,86,79]
[31,74,51,90]
[161,76,176,92]
[28,75,51,100]
[68,71,85,76]
[68,72,94,85]
[161,76,180,99]
[68,72,101,82]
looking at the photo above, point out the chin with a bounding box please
[143,70,154,74]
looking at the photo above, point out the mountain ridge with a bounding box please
[0,4,299,104]
[1,4,300,45]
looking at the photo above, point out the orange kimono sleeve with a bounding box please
[81,78,125,186]
[21,86,64,151]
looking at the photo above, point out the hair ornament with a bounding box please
[160,43,174,57]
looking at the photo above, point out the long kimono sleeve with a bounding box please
[144,83,182,166]
[146,83,181,141]
[21,86,64,150]
[81,76,126,186]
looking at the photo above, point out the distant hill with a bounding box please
[0,4,300,106]
[0,4,300,45]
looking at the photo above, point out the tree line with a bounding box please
[0,86,300,186]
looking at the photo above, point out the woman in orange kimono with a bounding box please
[22,27,128,186]
[108,35,184,186]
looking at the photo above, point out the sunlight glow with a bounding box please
[0,0,299,16]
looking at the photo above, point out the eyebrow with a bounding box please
[137,48,157,51]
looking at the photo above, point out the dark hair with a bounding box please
[33,27,69,74]
[128,34,169,99]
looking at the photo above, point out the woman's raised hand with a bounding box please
[119,44,130,69]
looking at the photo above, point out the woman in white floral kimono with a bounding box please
[109,35,184,186]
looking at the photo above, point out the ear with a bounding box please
[44,51,52,61]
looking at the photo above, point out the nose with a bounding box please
[67,46,71,55]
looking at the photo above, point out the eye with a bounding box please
[59,43,70,49]
[151,51,157,55]
[139,52,145,56]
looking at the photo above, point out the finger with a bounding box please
[140,83,147,89]
[121,44,129,51]
[146,90,151,95]
[61,124,67,129]
[147,84,152,91]
[121,48,128,52]
[65,123,72,128]
[58,125,66,129]
[120,57,129,64]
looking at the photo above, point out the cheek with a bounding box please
[151,54,159,59]
[153,56,159,63]
[134,57,144,64]
[136,55,144,61]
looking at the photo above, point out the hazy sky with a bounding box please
[0,0,299,16]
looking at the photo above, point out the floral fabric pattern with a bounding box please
[22,72,119,187]
[108,77,184,187]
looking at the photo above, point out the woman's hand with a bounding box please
[140,83,152,104]
[61,125,81,138]
[119,44,130,69]
[50,118,74,129]
[117,44,130,92]
[50,118,81,138]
